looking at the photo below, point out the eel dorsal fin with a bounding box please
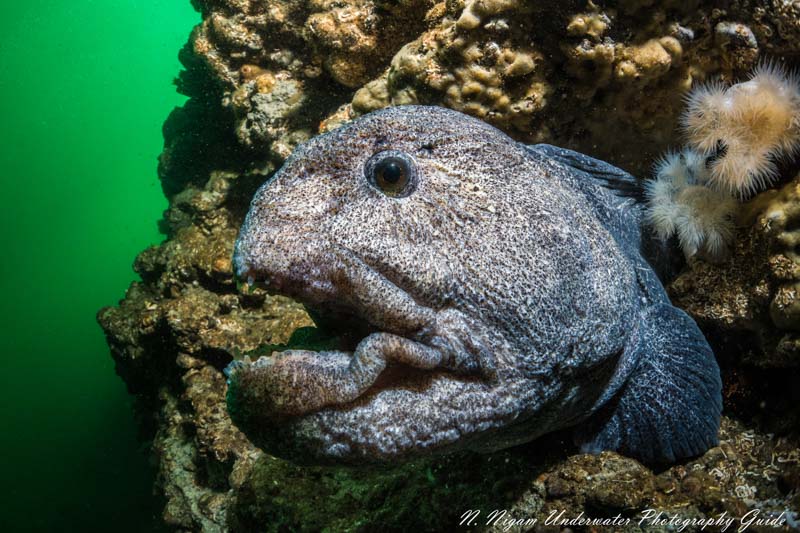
[528,144,644,201]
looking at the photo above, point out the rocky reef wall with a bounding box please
[99,0,800,530]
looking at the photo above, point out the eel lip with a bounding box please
[234,240,429,338]
[237,263,340,306]
[237,258,375,347]
[225,353,458,423]
[229,243,446,418]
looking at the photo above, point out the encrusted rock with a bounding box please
[670,175,800,368]
[98,0,800,529]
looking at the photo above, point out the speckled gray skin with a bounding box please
[227,105,722,466]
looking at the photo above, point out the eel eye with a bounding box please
[365,150,417,198]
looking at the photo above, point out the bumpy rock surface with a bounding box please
[99,0,800,530]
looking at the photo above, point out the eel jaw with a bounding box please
[226,355,513,464]
[227,235,513,463]
[222,298,513,463]
[229,237,443,413]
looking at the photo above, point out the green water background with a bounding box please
[0,2,198,530]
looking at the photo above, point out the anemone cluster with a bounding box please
[645,148,738,261]
[645,63,800,262]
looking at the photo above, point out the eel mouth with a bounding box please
[232,235,435,337]
[234,260,398,343]
[227,246,448,420]
[227,239,508,463]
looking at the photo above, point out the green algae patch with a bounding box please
[229,448,548,532]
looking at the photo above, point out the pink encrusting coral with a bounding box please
[682,63,800,197]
